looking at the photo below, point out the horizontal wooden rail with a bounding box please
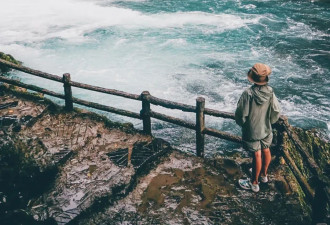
[72,97,141,119]
[0,59,141,101]
[204,108,235,119]
[149,95,235,119]
[149,110,242,144]
[0,75,65,99]
[0,75,140,119]
[149,95,196,112]
[204,127,242,143]
[149,110,195,130]
[0,59,62,82]
[70,80,140,100]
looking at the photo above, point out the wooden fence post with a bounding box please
[141,91,152,135]
[63,73,73,111]
[196,97,205,157]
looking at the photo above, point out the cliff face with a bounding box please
[0,85,329,225]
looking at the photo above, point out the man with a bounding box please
[235,63,281,192]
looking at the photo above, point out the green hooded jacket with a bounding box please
[235,85,281,141]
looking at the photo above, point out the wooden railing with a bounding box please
[0,58,241,157]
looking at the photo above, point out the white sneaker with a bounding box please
[238,178,260,192]
[249,168,269,183]
[260,175,268,183]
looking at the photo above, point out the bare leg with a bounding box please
[261,148,271,176]
[252,150,262,185]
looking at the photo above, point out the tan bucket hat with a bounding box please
[247,63,272,85]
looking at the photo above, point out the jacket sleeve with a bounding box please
[235,91,250,127]
[270,93,281,124]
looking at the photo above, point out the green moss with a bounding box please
[0,52,22,74]
[294,128,330,173]
[306,131,329,172]
[285,136,311,179]
[281,127,330,222]
[283,165,311,219]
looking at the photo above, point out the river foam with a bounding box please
[0,0,260,45]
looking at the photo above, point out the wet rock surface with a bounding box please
[0,87,329,224]
[77,152,309,225]
[0,89,153,224]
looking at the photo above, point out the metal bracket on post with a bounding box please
[63,73,73,111]
[140,91,152,135]
[196,97,205,157]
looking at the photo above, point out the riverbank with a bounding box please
[0,84,329,224]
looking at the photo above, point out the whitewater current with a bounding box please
[1,0,329,155]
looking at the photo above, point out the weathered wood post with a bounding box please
[63,73,73,111]
[196,97,205,157]
[141,91,152,135]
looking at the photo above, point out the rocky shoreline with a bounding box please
[0,84,329,225]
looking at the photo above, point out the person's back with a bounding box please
[236,84,280,141]
[235,63,281,192]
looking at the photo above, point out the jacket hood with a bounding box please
[251,85,273,105]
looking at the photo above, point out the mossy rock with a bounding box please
[0,52,22,74]
[295,128,330,172]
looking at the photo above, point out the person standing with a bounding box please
[235,63,281,192]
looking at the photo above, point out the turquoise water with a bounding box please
[1,0,329,155]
